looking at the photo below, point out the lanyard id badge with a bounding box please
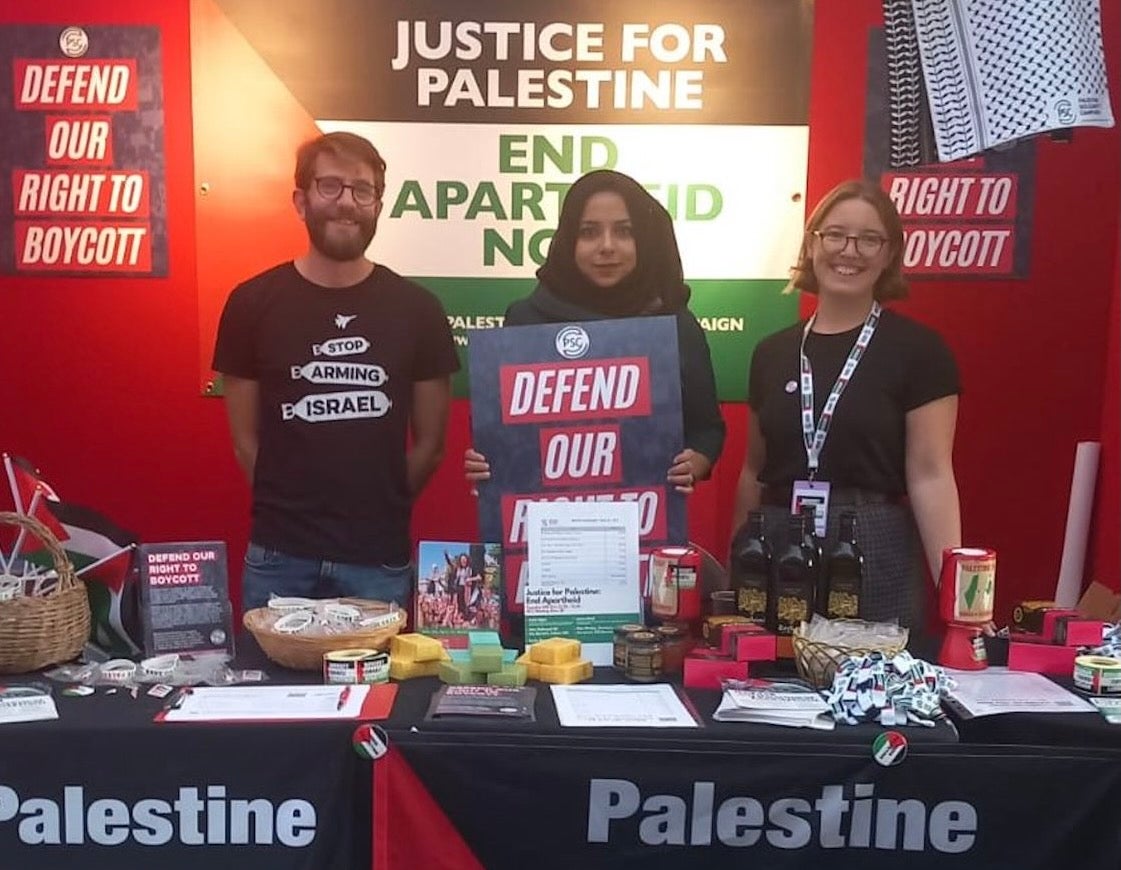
[793,302,882,536]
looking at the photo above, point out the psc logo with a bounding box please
[1055,99,1076,126]
[555,325,590,359]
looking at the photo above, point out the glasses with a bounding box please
[313,176,381,207]
[812,229,887,256]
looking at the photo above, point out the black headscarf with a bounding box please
[536,170,690,318]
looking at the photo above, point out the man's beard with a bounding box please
[304,205,378,262]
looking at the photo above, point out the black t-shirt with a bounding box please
[748,309,959,496]
[212,262,459,564]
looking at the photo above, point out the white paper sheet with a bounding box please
[524,501,642,666]
[0,693,58,724]
[161,684,370,722]
[944,668,1095,718]
[551,683,698,728]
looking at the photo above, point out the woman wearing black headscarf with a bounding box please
[466,170,725,491]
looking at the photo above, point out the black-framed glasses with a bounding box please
[812,229,887,256]
[313,176,381,206]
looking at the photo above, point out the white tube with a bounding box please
[1054,441,1101,607]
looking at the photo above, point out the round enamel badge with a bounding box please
[872,730,908,767]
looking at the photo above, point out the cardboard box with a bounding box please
[683,650,747,689]
[1007,641,1078,677]
[1076,582,1121,622]
[1053,616,1107,647]
[730,627,777,663]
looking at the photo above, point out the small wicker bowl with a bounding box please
[0,511,90,674]
[244,598,406,671]
[791,623,909,689]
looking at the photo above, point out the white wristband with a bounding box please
[101,659,138,683]
[324,603,361,625]
[268,596,317,611]
[141,654,180,678]
[274,611,313,634]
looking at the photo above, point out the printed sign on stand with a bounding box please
[136,541,235,657]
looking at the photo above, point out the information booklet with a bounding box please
[425,685,537,721]
[713,681,834,730]
[136,541,235,658]
[415,541,503,647]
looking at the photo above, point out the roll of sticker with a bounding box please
[268,596,317,611]
[273,611,313,634]
[324,648,389,684]
[101,659,138,683]
[324,603,361,625]
[141,654,180,678]
[1073,655,1121,695]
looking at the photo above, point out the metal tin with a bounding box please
[649,546,702,621]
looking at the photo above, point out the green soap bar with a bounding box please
[468,630,501,648]
[470,646,505,673]
[448,649,471,663]
[487,664,527,687]
[502,648,518,663]
[438,661,475,684]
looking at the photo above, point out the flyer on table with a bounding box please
[524,500,641,665]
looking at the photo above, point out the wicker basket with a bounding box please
[791,623,910,689]
[0,511,90,674]
[244,599,407,671]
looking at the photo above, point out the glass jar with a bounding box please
[625,631,663,682]
[655,624,689,675]
[613,623,646,672]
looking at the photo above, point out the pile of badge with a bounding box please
[826,650,953,727]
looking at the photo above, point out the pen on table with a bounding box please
[164,687,192,711]
[337,686,351,711]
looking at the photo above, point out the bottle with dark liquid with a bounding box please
[767,514,817,636]
[825,511,864,619]
[800,504,828,616]
[730,510,771,625]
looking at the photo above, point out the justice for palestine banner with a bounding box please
[199,0,812,399]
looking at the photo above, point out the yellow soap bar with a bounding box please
[537,659,593,684]
[390,633,446,663]
[515,652,540,681]
[389,657,442,680]
[529,637,581,665]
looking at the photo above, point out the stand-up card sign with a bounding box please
[137,542,235,657]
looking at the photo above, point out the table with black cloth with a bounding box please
[0,641,371,870]
[376,669,1121,870]
[3,640,1120,870]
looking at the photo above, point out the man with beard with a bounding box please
[212,132,458,613]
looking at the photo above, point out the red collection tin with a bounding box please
[649,546,702,622]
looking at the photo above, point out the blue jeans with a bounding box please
[241,542,413,613]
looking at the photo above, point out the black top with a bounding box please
[212,262,459,563]
[748,309,959,496]
[505,284,726,465]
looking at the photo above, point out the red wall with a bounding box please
[2,0,1118,620]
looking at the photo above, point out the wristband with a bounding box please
[325,603,361,625]
[268,596,317,612]
[101,659,138,683]
[141,654,180,678]
[359,611,401,630]
[274,611,313,634]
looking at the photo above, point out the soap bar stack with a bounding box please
[516,637,593,684]
[388,633,451,679]
[439,631,528,687]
